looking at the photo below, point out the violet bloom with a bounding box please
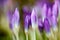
[22,6,31,16]
[11,8,19,28]
[24,15,31,32]
[44,18,50,33]
[41,3,47,22]
[23,6,31,32]
[8,8,19,29]
[47,8,52,18]
[38,18,44,32]
[8,10,13,29]
[47,8,52,26]
[51,15,57,31]
[51,1,58,31]
[31,8,38,29]
[52,1,58,17]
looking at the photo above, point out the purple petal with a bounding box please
[46,8,52,25]
[51,15,57,28]
[23,6,31,23]
[23,6,32,31]
[7,10,13,29]
[9,23,13,29]
[38,18,43,27]
[46,0,54,9]
[24,15,31,32]
[44,18,50,33]
[47,8,52,17]
[7,10,13,22]
[38,18,44,32]
[42,3,47,22]
[11,8,19,27]
[22,6,31,15]
[52,1,58,17]
[31,8,38,28]
[8,8,19,29]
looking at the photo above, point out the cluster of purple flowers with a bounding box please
[6,0,59,35]
[23,0,59,34]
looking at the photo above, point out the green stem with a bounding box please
[26,33,28,40]
[30,29,36,40]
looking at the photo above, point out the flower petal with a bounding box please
[52,1,58,17]
[44,18,50,33]
[11,8,19,29]
[31,8,38,29]
[24,15,31,32]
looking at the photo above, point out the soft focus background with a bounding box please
[0,0,60,40]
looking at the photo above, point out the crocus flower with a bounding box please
[11,8,19,29]
[51,1,58,31]
[52,1,58,17]
[7,7,19,40]
[51,15,57,31]
[7,7,19,30]
[47,8,52,18]
[23,6,32,40]
[44,18,50,34]
[38,18,43,28]
[7,10,14,29]
[24,15,31,32]
[23,6,31,31]
[31,8,38,29]
[41,3,47,22]
[47,8,52,26]
[31,7,39,40]
[22,5,31,16]
[38,18,44,32]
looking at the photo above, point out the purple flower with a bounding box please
[8,8,19,29]
[38,18,43,27]
[31,8,38,29]
[49,1,58,31]
[41,3,47,22]
[38,18,44,32]
[11,8,19,27]
[47,8,52,18]
[52,1,58,17]
[23,6,31,22]
[24,15,31,32]
[46,8,52,26]
[7,10,13,29]
[22,6,31,15]
[23,6,31,32]
[44,18,50,33]
[51,15,57,31]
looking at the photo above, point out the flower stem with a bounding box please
[29,28,36,40]
[26,33,28,40]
